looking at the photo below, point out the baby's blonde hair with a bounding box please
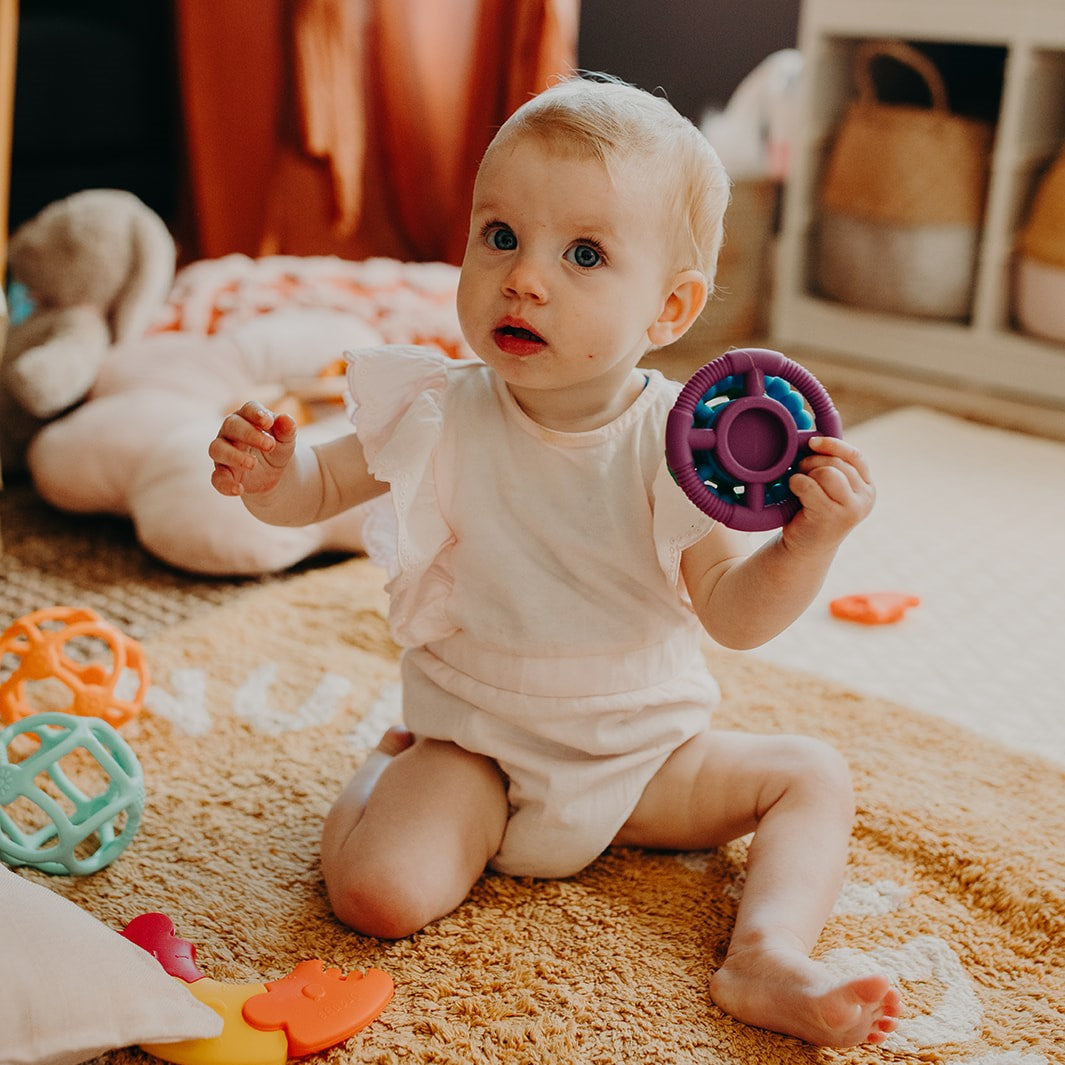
[487,73,731,285]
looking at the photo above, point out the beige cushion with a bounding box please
[0,864,221,1065]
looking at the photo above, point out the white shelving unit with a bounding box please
[772,0,1065,412]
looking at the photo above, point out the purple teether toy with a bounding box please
[665,348,842,532]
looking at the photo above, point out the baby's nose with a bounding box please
[502,256,548,302]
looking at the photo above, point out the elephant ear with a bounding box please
[109,204,177,343]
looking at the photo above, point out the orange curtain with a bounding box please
[175,0,578,265]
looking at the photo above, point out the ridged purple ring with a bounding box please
[665,348,842,532]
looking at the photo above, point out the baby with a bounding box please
[210,74,899,1047]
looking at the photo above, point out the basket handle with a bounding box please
[854,40,950,112]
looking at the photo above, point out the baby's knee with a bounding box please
[781,735,855,814]
[325,859,437,940]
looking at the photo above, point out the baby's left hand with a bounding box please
[783,436,875,553]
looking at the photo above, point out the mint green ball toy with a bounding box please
[0,712,144,875]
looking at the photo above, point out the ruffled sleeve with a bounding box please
[651,458,718,594]
[345,344,470,646]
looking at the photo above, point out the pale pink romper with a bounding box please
[347,346,721,878]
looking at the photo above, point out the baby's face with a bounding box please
[457,135,682,424]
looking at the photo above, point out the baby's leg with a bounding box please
[321,731,508,939]
[615,730,900,1047]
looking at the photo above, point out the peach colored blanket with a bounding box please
[151,254,473,363]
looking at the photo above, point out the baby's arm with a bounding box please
[209,400,387,527]
[682,436,874,649]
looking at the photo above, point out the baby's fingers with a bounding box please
[237,401,298,445]
[806,436,873,484]
[219,404,280,453]
[799,457,867,500]
[208,434,256,474]
[209,403,297,497]
[792,465,866,511]
[210,462,247,497]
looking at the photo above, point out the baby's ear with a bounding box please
[647,270,708,347]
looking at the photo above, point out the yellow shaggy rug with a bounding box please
[18,558,1065,1064]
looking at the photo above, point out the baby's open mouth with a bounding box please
[493,320,546,356]
[497,324,544,343]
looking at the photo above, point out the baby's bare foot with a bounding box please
[334,725,415,813]
[709,946,900,1047]
[377,724,414,757]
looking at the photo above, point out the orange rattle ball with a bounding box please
[0,607,150,729]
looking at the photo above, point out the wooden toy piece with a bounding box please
[242,959,395,1057]
[830,592,921,625]
[140,979,287,1065]
[0,606,150,728]
[121,913,207,983]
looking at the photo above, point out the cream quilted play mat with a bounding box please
[751,406,1065,766]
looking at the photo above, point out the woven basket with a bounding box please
[1018,149,1065,270]
[1014,147,1065,342]
[816,41,995,318]
[821,41,994,226]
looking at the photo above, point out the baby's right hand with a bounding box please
[209,401,298,497]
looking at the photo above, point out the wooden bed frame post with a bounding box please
[0,0,16,495]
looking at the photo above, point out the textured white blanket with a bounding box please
[752,406,1065,765]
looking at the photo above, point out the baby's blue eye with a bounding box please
[486,225,517,251]
[565,243,602,268]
